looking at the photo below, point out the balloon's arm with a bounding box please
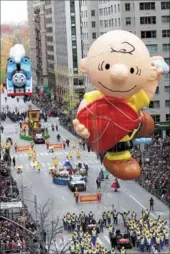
[143,57,169,100]
[143,84,159,100]
[77,98,88,113]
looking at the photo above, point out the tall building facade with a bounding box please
[81,0,170,124]
[28,0,85,98]
[27,0,48,89]
[53,0,85,98]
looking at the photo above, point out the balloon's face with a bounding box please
[80,30,159,99]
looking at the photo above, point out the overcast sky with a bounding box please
[1,0,27,24]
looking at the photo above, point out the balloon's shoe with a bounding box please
[103,151,141,180]
[136,111,154,138]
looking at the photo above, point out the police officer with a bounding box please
[146,234,152,252]
[67,213,72,231]
[111,247,116,254]
[76,216,81,231]
[102,211,107,227]
[120,246,126,254]
[107,210,111,225]
[149,197,154,211]
[89,211,93,220]
[109,224,114,239]
[71,213,76,231]
[113,210,118,225]
[70,243,76,254]
[91,228,97,246]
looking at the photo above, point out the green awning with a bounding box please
[43,84,48,91]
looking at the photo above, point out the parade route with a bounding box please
[1,95,169,252]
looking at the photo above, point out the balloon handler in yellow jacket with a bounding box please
[73,30,169,180]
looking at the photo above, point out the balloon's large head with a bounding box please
[79,30,163,99]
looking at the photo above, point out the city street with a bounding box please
[1,94,169,252]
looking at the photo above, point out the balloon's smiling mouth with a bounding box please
[98,82,137,93]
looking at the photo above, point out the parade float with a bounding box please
[51,160,88,186]
[20,105,50,142]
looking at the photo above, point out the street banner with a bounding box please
[17,145,30,152]
[49,144,63,149]
[79,194,99,203]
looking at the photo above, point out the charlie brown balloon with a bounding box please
[73,30,168,180]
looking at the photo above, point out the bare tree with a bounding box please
[36,199,63,254]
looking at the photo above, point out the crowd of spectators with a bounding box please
[31,93,170,207]
[0,157,39,253]
[32,93,77,135]
[133,134,170,206]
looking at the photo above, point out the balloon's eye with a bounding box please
[105,64,110,70]
[130,67,135,74]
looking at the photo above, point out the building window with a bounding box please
[109,19,111,27]
[161,2,170,9]
[70,1,75,13]
[162,15,170,23]
[71,16,75,24]
[72,40,77,47]
[164,86,170,93]
[45,8,52,15]
[149,100,160,108]
[47,45,54,51]
[151,115,160,123]
[162,30,170,38]
[111,5,113,13]
[126,17,131,25]
[45,17,52,24]
[47,54,54,61]
[46,27,53,33]
[114,5,116,13]
[164,73,170,80]
[166,114,170,122]
[125,3,130,11]
[139,2,155,10]
[118,3,120,12]
[111,19,114,26]
[92,33,96,39]
[141,30,157,39]
[140,16,156,25]
[104,20,108,27]
[91,10,95,16]
[164,58,170,65]
[155,87,159,94]
[92,21,96,28]
[99,8,103,16]
[146,44,158,54]
[163,44,170,52]
[72,48,77,57]
[46,36,53,42]
[108,7,111,14]
[165,100,170,107]
[118,18,121,26]
[100,20,103,28]
[71,26,76,35]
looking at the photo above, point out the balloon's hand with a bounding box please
[73,119,90,139]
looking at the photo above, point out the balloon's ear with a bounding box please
[148,67,159,81]
[79,58,88,73]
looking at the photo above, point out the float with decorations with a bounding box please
[20,105,50,142]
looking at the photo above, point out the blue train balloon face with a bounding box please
[12,72,27,87]
[6,44,32,97]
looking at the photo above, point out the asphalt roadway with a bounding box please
[0,93,169,253]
